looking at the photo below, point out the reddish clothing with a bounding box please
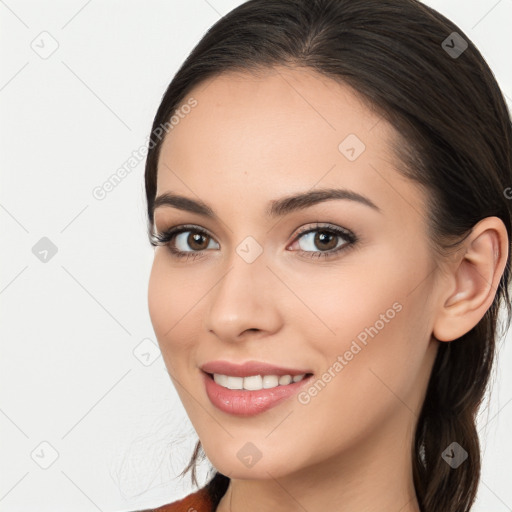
[138,487,214,512]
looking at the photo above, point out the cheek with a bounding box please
[147,256,200,365]
[314,288,433,434]
[306,253,433,413]
[295,264,405,351]
[148,255,194,330]
[147,257,172,340]
[292,304,428,467]
[322,242,432,349]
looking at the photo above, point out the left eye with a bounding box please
[290,228,350,253]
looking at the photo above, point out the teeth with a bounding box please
[213,373,228,387]
[263,375,278,388]
[226,376,243,390]
[244,375,263,390]
[213,373,307,391]
[279,375,292,385]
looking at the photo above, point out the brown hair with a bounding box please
[144,1,512,510]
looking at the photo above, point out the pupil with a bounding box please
[190,233,207,250]
[316,231,336,250]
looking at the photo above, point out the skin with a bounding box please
[147,66,509,512]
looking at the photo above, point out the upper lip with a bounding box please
[200,360,313,378]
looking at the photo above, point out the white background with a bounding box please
[1,0,511,511]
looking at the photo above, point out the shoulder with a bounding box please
[135,486,214,512]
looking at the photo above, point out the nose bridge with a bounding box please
[203,239,280,341]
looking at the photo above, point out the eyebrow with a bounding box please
[153,188,381,220]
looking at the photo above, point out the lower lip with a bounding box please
[202,371,313,417]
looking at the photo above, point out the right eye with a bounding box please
[151,224,220,260]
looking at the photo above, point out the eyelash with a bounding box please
[151,223,358,262]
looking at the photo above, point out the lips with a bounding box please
[200,360,314,416]
[200,360,313,377]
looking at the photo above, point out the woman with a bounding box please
[140,0,512,510]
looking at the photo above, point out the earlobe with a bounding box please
[432,217,509,342]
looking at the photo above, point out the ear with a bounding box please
[432,216,509,342]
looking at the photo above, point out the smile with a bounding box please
[212,373,308,390]
[202,370,314,416]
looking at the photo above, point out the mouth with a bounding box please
[203,371,312,390]
[200,359,313,379]
[200,363,314,417]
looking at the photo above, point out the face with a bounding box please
[148,66,441,480]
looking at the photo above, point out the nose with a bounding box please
[203,248,283,343]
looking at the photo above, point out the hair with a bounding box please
[143,1,512,510]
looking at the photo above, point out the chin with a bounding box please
[203,443,301,481]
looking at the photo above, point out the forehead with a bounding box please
[155,66,427,225]
[161,66,384,167]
